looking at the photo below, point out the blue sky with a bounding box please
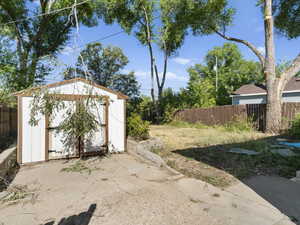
[48,0,300,95]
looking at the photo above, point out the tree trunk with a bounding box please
[266,78,282,133]
[142,6,155,103]
[264,0,280,133]
[213,0,300,133]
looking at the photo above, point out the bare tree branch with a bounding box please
[281,53,300,82]
[214,29,265,66]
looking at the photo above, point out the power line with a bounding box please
[0,0,90,26]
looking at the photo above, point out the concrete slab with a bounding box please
[229,148,260,155]
[0,155,295,225]
[271,149,297,157]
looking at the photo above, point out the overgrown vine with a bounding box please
[29,88,105,155]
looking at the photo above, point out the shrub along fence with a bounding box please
[0,105,17,152]
[174,103,300,132]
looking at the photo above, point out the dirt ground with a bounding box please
[150,125,300,187]
[0,154,294,225]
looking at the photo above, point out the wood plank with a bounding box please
[45,114,49,161]
[17,97,23,164]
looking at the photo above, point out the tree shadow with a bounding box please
[44,203,97,225]
[172,136,300,179]
[172,136,300,223]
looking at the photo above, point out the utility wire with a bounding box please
[0,0,90,26]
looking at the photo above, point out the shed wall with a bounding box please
[19,81,126,163]
[50,81,126,152]
[22,97,46,163]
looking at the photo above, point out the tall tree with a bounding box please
[96,0,188,102]
[0,0,97,91]
[183,71,216,108]
[96,0,232,119]
[63,42,140,98]
[189,0,300,133]
[189,43,263,105]
[273,0,300,39]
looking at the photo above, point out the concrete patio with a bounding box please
[0,154,295,225]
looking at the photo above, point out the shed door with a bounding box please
[47,99,107,159]
[82,99,107,156]
[48,101,77,159]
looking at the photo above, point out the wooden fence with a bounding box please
[174,103,300,132]
[0,105,17,140]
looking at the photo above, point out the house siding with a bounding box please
[232,92,300,105]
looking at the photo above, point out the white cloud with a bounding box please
[163,72,188,81]
[61,46,77,55]
[134,70,149,77]
[173,57,192,65]
[257,46,265,55]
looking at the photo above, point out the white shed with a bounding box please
[14,78,128,164]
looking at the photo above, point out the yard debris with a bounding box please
[60,160,100,175]
[0,184,37,205]
[270,149,297,157]
[0,191,8,200]
[228,148,260,155]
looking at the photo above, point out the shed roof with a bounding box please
[13,78,129,100]
[233,77,300,96]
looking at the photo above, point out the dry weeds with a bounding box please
[150,125,300,187]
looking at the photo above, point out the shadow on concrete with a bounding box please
[172,136,300,224]
[44,203,96,225]
[244,176,300,224]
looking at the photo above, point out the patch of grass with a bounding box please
[150,125,300,188]
[61,161,94,175]
[168,120,208,129]
[166,160,176,168]
[150,148,162,155]
[222,117,254,133]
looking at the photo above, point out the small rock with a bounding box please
[271,149,297,157]
[228,148,260,155]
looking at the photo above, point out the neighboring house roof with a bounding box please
[13,77,129,100]
[232,77,300,96]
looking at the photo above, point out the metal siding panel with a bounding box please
[22,97,45,163]
[22,98,32,163]
[50,81,118,100]
[21,80,126,162]
[108,99,125,152]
